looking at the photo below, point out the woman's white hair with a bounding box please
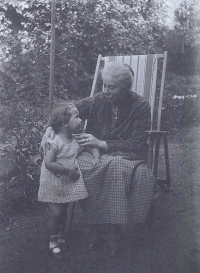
[101,62,134,90]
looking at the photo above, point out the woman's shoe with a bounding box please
[88,232,101,250]
[109,247,120,258]
[88,225,102,250]
[108,240,121,257]
[108,224,121,258]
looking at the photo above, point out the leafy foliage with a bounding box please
[167,0,200,74]
[174,0,200,50]
[0,104,45,218]
[0,0,167,101]
[163,72,200,130]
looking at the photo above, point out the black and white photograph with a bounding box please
[0,0,200,272]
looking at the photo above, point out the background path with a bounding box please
[1,126,200,273]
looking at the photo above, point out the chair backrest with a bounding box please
[90,52,167,131]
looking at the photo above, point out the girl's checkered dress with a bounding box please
[38,135,88,203]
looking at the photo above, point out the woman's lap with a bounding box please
[77,152,156,224]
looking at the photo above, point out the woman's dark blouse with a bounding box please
[75,91,151,160]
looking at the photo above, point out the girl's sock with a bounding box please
[58,224,67,244]
[58,231,68,250]
[58,231,66,243]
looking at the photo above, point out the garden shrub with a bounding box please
[163,72,200,131]
[0,100,47,221]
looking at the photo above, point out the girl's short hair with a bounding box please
[49,102,76,132]
[101,62,134,91]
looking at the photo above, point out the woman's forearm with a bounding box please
[98,140,108,151]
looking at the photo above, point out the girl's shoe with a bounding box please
[49,242,64,260]
[58,237,68,251]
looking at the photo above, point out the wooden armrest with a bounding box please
[144,130,167,134]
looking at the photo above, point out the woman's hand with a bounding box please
[73,133,103,149]
[40,126,55,153]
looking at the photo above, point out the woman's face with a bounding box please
[103,76,128,104]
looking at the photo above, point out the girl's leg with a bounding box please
[48,203,64,236]
[59,203,68,237]
[48,203,67,259]
[57,203,68,250]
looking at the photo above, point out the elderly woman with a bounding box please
[42,62,156,257]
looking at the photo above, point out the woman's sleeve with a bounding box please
[106,101,151,153]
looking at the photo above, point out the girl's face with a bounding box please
[103,76,128,104]
[67,108,82,133]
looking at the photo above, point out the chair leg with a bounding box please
[153,135,161,179]
[66,202,76,232]
[147,134,154,169]
[163,133,170,188]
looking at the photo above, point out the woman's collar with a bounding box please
[110,91,132,107]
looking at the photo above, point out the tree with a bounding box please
[173,0,200,73]
[174,0,200,53]
[0,0,168,102]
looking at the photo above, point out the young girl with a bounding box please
[38,102,101,260]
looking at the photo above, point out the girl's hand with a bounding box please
[40,127,55,154]
[73,133,101,148]
[67,166,80,181]
[92,158,101,166]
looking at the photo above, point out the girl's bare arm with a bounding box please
[44,144,65,174]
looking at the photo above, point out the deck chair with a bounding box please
[90,52,170,187]
[67,52,170,232]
